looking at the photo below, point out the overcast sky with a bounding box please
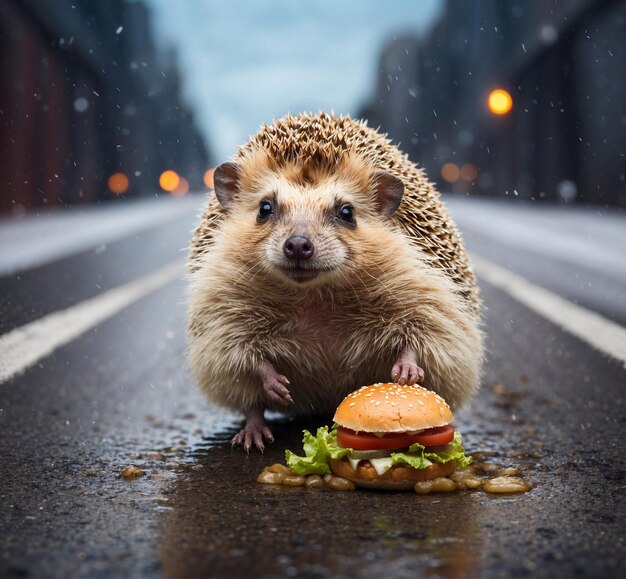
[143,0,443,161]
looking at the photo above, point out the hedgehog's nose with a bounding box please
[283,235,314,261]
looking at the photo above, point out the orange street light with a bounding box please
[203,168,215,189]
[108,172,129,195]
[171,177,189,197]
[159,170,180,192]
[488,89,513,115]
[460,163,478,183]
[441,163,460,183]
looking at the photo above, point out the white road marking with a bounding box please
[2,249,623,384]
[473,256,626,368]
[0,262,183,384]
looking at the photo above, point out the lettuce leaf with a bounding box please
[390,431,472,469]
[285,426,351,475]
[285,428,471,476]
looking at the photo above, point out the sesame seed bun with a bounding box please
[333,383,453,433]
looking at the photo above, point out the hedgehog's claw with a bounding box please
[258,360,293,405]
[232,406,273,452]
[392,348,425,386]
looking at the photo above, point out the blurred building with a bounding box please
[361,0,626,206]
[0,0,210,215]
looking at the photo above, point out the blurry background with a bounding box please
[2,0,624,215]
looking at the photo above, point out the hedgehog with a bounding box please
[187,112,483,451]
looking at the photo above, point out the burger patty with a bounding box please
[330,457,456,484]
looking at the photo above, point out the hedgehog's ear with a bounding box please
[213,162,240,210]
[374,172,404,217]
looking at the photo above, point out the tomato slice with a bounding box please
[411,425,455,447]
[337,425,454,451]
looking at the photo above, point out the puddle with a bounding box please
[156,419,488,579]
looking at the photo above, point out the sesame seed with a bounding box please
[349,402,355,407]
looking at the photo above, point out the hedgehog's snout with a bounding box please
[283,235,314,261]
[262,197,350,285]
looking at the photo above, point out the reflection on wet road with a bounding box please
[160,418,485,579]
[0,195,624,578]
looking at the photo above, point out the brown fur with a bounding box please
[187,112,483,414]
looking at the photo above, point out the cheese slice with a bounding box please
[348,456,394,475]
[348,457,361,471]
[369,457,394,475]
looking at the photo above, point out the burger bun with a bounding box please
[333,383,453,433]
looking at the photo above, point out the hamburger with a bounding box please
[285,383,471,490]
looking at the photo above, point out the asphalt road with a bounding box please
[1,193,624,578]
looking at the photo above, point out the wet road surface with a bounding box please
[1,194,625,578]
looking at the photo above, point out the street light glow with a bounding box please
[108,172,129,195]
[171,177,189,197]
[461,163,478,183]
[488,89,513,115]
[159,170,180,192]
[441,163,460,183]
[203,168,215,189]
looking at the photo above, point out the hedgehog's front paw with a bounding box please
[263,374,293,406]
[258,360,293,406]
[391,348,425,386]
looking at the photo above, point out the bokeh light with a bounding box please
[159,170,180,192]
[171,177,189,197]
[461,163,478,183]
[441,163,460,183]
[488,89,513,115]
[203,168,215,189]
[107,172,129,195]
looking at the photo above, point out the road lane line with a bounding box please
[0,262,183,383]
[473,256,626,368]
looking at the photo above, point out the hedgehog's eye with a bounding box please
[258,200,273,221]
[338,204,355,224]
